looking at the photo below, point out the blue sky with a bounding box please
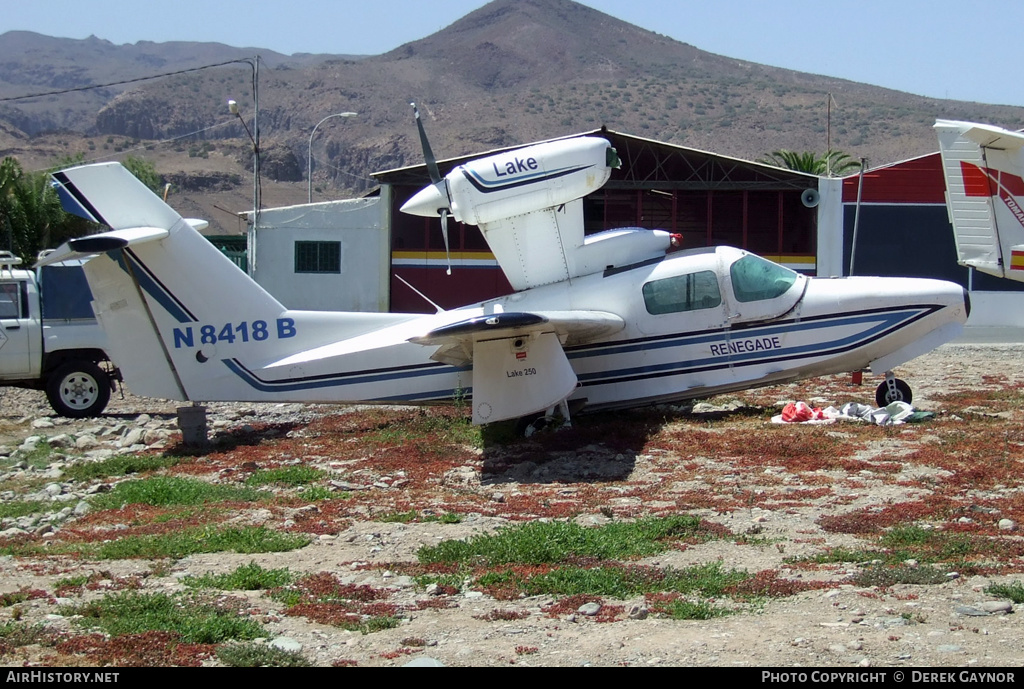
[6,0,1023,107]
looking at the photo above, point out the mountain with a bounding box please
[2,0,1023,234]
[0,30,347,134]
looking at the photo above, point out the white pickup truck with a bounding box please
[0,251,118,417]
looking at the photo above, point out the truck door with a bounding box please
[0,280,33,378]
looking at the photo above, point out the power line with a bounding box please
[0,58,254,103]
[27,119,238,174]
[8,55,371,192]
[309,153,377,185]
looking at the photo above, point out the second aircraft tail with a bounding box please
[935,119,1024,281]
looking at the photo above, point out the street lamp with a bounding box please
[228,99,257,147]
[229,90,261,277]
[228,98,260,218]
[308,112,357,203]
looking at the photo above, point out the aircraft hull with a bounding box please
[52,162,968,424]
[110,246,965,413]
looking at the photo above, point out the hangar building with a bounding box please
[839,152,1024,326]
[245,128,1019,325]
[372,129,833,312]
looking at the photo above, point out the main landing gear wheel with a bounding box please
[45,361,111,418]
[516,399,576,437]
[875,377,912,407]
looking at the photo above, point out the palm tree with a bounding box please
[0,156,97,262]
[757,150,861,176]
[0,157,28,258]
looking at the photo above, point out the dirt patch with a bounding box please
[2,343,1024,667]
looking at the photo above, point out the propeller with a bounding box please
[411,103,454,275]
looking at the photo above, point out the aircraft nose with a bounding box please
[401,183,448,218]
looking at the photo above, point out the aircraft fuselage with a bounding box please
[188,245,967,413]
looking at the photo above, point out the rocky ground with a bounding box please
[1,343,1023,668]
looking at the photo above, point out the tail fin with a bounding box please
[935,119,1024,281]
[50,162,286,401]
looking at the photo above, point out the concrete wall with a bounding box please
[816,177,845,278]
[249,191,391,312]
[964,291,1024,328]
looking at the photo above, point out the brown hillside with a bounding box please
[2,0,1023,234]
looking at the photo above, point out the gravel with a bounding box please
[1,342,1023,667]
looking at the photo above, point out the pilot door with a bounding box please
[717,251,806,382]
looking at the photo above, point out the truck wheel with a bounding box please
[45,361,111,418]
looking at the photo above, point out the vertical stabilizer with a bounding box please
[51,162,287,400]
[935,119,1024,280]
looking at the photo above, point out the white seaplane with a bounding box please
[41,110,969,425]
[936,119,1024,282]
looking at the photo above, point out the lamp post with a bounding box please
[228,98,260,217]
[308,112,357,203]
[229,86,261,276]
[228,99,257,144]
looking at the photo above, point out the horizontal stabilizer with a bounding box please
[35,228,170,267]
[938,120,1024,152]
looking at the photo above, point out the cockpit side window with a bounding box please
[729,254,797,303]
[642,270,722,315]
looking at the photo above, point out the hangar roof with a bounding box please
[840,151,945,204]
[372,128,823,191]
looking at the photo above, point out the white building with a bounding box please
[244,192,392,312]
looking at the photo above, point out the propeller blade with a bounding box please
[411,103,442,185]
[441,209,452,276]
[410,102,452,277]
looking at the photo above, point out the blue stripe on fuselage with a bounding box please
[220,305,937,400]
[572,306,935,387]
[568,307,923,362]
[109,249,197,324]
[222,357,469,394]
[462,164,590,194]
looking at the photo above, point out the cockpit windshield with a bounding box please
[729,254,798,303]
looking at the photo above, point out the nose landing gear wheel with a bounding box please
[875,377,912,407]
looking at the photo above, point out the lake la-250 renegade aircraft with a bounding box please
[42,107,969,426]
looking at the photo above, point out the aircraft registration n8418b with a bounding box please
[44,111,969,425]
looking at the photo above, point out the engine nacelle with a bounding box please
[402,137,615,226]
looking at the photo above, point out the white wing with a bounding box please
[409,309,624,423]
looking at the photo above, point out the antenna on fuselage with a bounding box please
[394,273,446,314]
[410,103,453,276]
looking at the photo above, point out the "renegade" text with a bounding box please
[709,336,781,357]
